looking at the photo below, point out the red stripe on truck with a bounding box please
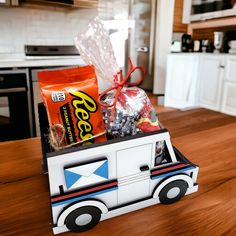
[151,163,188,176]
[51,180,118,203]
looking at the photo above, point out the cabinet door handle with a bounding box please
[219,65,225,69]
[140,165,149,172]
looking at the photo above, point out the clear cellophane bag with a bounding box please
[75,17,161,139]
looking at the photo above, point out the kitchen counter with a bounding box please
[169,52,233,55]
[0,54,85,68]
[1,108,236,236]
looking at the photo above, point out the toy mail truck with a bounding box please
[38,104,199,235]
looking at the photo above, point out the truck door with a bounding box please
[116,143,152,204]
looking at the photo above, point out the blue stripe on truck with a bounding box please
[52,186,118,207]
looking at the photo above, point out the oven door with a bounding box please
[0,69,33,141]
[30,66,75,136]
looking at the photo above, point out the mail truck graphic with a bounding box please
[38,104,199,235]
[64,158,109,190]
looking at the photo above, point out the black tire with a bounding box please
[159,180,188,204]
[65,206,101,232]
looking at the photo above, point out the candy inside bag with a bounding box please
[101,86,161,138]
[38,66,106,150]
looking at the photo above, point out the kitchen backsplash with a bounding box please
[0,7,97,54]
[0,0,128,54]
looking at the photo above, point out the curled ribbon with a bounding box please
[98,57,146,120]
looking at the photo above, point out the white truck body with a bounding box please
[43,129,198,234]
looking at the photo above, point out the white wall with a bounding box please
[153,0,174,94]
[0,0,131,54]
[0,7,97,54]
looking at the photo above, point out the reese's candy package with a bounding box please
[38,66,106,150]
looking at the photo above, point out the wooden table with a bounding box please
[1,109,236,236]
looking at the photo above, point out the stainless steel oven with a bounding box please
[0,69,33,141]
[31,67,62,136]
[24,45,81,136]
[30,66,76,136]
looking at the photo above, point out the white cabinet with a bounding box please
[198,54,224,111]
[221,56,236,116]
[224,56,236,83]
[165,53,236,116]
[221,82,236,116]
[164,54,199,109]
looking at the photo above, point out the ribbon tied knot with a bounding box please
[98,57,146,120]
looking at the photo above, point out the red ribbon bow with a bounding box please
[98,57,145,120]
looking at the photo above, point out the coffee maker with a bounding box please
[181,34,193,52]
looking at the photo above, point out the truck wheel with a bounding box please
[159,180,188,204]
[65,206,101,232]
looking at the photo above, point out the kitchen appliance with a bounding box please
[201,39,210,52]
[215,0,224,11]
[228,40,236,54]
[24,45,81,136]
[193,40,201,52]
[191,0,233,14]
[184,0,236,22]
[171,33,184,53]
[31,66,75,136]
[181,34,193,52]
[202,0,217,13]
[25,45,79,57]
[171,41,182,52]
[214,31,224,53]
[228,40,236,48]
[108,0,157,91]
[192,0,202,14]
[0,69,33,141]
[0,0,83,7]
[78,0,167,94]
[223,30,236,53]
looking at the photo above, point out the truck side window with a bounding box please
[155,141,171,166]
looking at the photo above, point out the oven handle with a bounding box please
[0,87,26,94]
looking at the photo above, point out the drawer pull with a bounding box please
[0,87,26,94]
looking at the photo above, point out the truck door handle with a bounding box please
[140,165,149,172]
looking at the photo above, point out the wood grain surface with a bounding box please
[173,0,187,33]
[1,108,236,236]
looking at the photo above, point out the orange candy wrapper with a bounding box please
[38,66,106,149]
